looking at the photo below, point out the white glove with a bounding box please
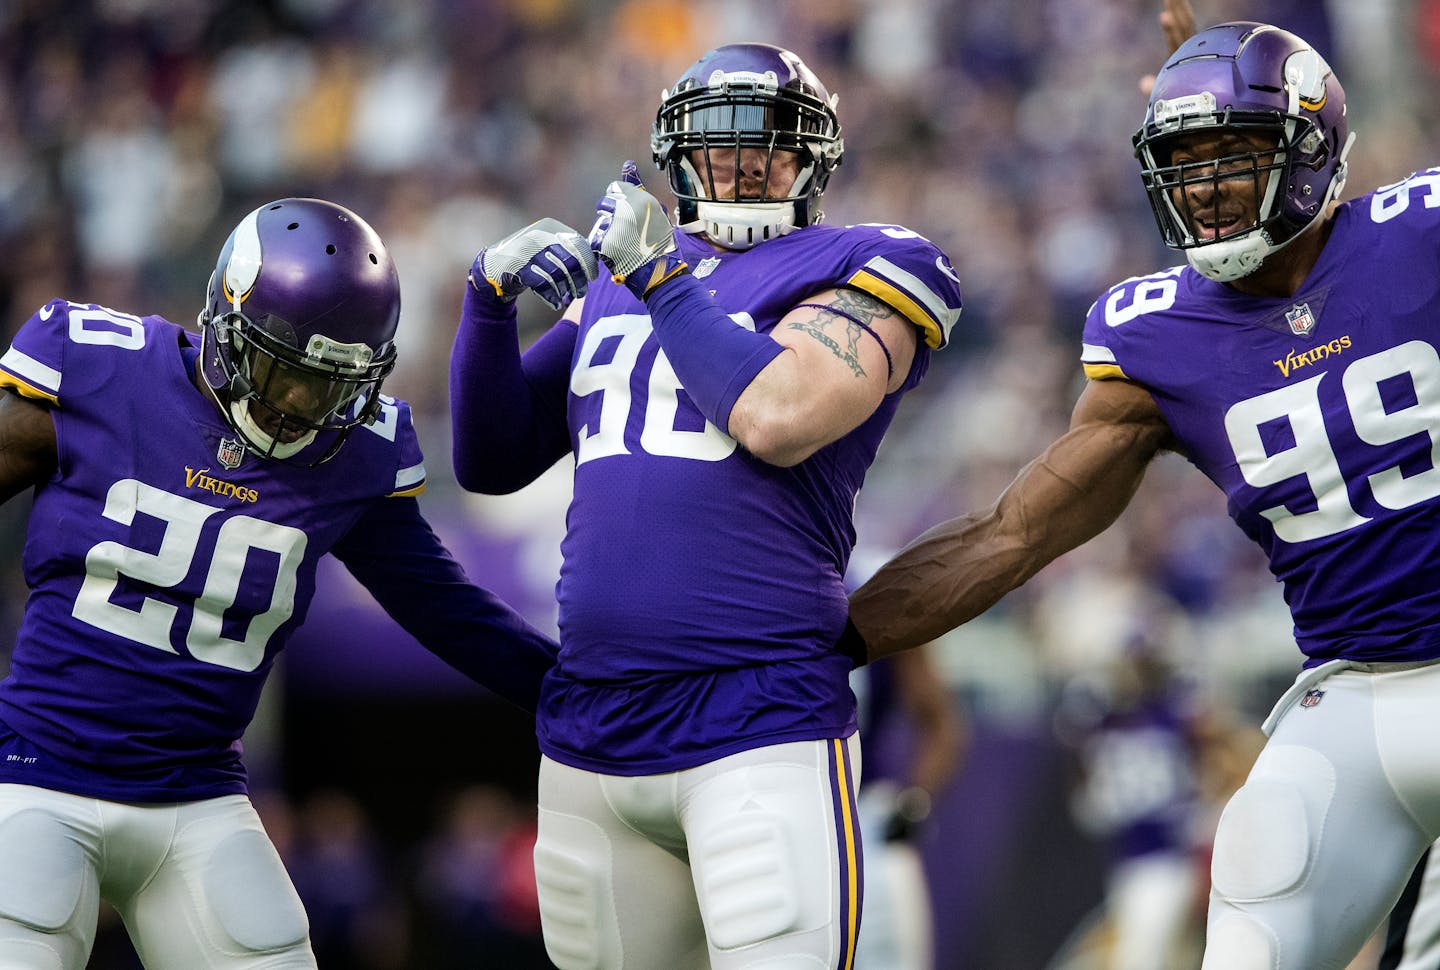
[471,217,598,310]
[588,161,689,299]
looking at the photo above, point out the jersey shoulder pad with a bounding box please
[0,299,160,406]
[833,223,963,351]
[1361,167,1440,233]
[1080,266,1188,382]
[337,392,428,498]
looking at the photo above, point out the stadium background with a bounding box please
[0,1,1433,966]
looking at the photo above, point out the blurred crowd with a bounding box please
[5,0,1440,966]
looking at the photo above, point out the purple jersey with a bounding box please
[541,222,962,773]
[1082,171,1440,666]
[0,300,555,801]
[1077,699,1197,863]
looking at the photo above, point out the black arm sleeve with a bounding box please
[331,496,557,713]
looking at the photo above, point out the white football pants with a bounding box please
[1202,659,1440,970]
[534,736,864,970]
[0,784,314,970]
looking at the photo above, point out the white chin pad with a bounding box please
[231,401,315,459]
[692,200,797,250]
[1187,230,1271,282]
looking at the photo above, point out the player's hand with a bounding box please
[471,217,598,310]
[589,160,689,300]
[881,786,933,843]
[1140,0,1197,95]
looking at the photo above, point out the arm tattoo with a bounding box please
[830,288,896,326]
[787,291,899,380]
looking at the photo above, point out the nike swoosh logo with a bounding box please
[935,257,960,285]
[641,201,667,250]
[38,303,55,320]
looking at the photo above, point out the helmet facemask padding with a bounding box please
[653,62,842,251]
[1137,112,1341,282]
[204,308,395,463]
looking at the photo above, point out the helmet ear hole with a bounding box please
[198,198,401,465]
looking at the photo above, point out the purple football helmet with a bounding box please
[199,198,400,465]
[1133,22,1353,282]
[651,43,844,250]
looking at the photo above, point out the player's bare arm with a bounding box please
[0,389,58,504]
[849,377,1173,662]
[1141,0,1197,94]
[1160,0,1196,53]
[728,287,918,467]
[892,646,966,798]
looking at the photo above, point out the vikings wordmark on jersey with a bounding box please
[1082,169,1440,666]
[0,300,425,799]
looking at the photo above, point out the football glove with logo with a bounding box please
[471,218,597,310]
[589,160,690,300]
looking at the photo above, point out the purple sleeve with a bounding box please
[644,272,785,432]
[449,284,577,493]
[331,495,557,712]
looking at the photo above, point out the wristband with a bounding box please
[644,272,785,432]
[460,275,520,329]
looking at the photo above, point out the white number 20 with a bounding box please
[72,480,306,671]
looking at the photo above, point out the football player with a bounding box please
[0,198,557,969]
[849,18,1440,970]
[449,42,963,970]
[850,644,965,970]
[1382,847,1440,969]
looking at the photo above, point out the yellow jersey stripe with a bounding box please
[0,372,59,406]
[1083,362,1129,381]
[846,270,946,350]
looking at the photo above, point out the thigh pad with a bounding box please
[202,826,309,952]
[0,809,87,933]
[1211,744,1333,902]
[693,811,801,951]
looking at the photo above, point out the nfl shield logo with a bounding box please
[692,257,721,279]
[1300,687,1325,709]
[217,437,245,470]
[1286,303,1317,337]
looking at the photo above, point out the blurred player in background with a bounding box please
[1054,633,1207,970]
[0,197,557,969]
[449,41,962,970]
[849,9,1440,968]
[851,643,966,970]
[1382,849,1440,969]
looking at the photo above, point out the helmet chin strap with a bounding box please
[229,400,315,459]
